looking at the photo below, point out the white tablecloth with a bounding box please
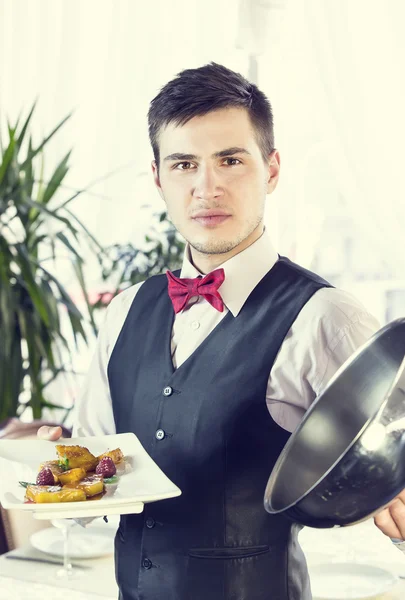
[1,519,405,599]
[0,576,116,600]
[300,519,405,599]
[0,543,117,600]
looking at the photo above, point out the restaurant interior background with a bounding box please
[1,0,405,597]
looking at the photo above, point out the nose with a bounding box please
[192,165,223,201]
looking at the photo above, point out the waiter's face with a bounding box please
[152,107,280,260]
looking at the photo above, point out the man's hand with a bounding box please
[37,426,63,441]
[374,489,405,539]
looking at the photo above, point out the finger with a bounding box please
[374,505,402,539]
[389,497,405,540]
[37,425,63,441]
[395,488,405,503]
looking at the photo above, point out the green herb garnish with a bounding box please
[19,481,35,488]
[104,475,118,484]
[58,456,70,471]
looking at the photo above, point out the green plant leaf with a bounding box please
[23,196,78,234]
[37,264,87,346]
[55,231,82,261]
[0,135,16,186]
[35,149,45,207]
[65,208,105,253]
[22,135,35,200]
[38,264,83,320]
[15,244,50,327]
[20,113,72,169]
[39,278,60,331]
[0,105,115,422]
[40,151,71,206]
[42,367,71,389]
[41,399,72,411]
[72,257,98,337]
[16,101,37,151]
[0,312,23,421]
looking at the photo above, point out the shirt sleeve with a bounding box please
[312,309,382,397]
[267,287,381,432]
[71,283,143,437]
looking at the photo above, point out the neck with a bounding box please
[189,224,265,274]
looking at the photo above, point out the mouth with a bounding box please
[191,210,231,227]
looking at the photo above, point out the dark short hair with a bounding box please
[148,62,275,168]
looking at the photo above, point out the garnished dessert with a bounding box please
[20,444,125,503]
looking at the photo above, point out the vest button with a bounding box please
[142,558,152,569]
[163,386,173,396]
[145,517,155,529]
[155,429,165,440]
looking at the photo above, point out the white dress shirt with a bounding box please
[72,230,381,437]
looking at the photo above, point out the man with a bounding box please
[39,63,405,599]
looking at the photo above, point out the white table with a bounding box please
[1,519,405,599]
[0,543,118,600]
[300,519,405,599]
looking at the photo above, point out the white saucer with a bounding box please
[309,562,398,599]
[30,524,116,559]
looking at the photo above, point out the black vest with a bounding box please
[108,256,333,600]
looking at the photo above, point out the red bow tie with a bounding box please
[166,268,225,314]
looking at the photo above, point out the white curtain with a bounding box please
[0,0,248,293]
[255,0,405,284]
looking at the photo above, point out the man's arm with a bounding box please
[269,285,405,541]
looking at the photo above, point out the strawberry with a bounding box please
[36,467,55,486]
[95,456,116,478]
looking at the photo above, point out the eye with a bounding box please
[223,158,241,166]
[173,162,195,170]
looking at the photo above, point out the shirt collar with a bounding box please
[179,229,279,317]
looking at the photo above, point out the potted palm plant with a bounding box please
[0,103,102,424]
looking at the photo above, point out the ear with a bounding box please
[266,150,281,194]
[152,160,165,201]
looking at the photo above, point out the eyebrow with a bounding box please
[163,147,251,162]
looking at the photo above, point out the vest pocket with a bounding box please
[188,545,270,559]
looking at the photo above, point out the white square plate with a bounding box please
[0,433,181,519]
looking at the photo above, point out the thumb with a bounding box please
[37,425,63,441]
